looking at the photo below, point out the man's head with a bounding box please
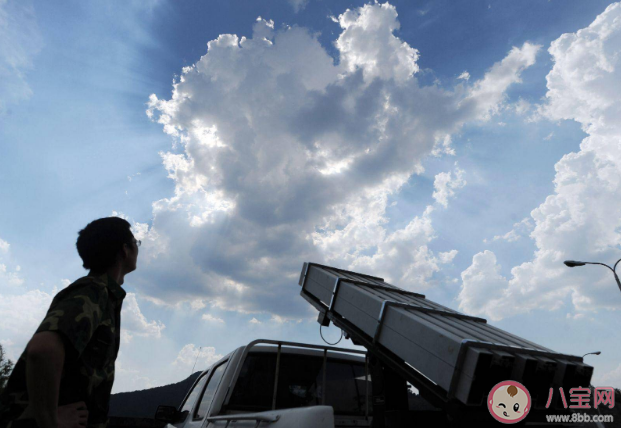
[77,217,138,275]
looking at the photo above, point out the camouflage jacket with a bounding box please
[0,274,126,428]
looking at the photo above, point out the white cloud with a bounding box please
[0,289,54,359]
[0,238,9,253]
[114,351,157,392]
[345,206,442,291]
[190,299,206,310]
[457,71,470,81]
[0,338,14,350]
[458,250,569,322]
[271,314,287,324]
[597,363,621,388]
[120,293,165,344]
[127,172,141,182]
[0,289,52,334]
[336,3,419,84]
[0,0,43,113]
[0,237,24,288]
[0,240,76,360]
[142,3,538,316]
[201,313,225,324]
[432,163,466,208]
[490,231,518,244]
[540,2,621,134]
[459,3,621,320]
[490,217,534,243]
[0,264,23,288]
[463,42,541,120]
[173,344,223,370]
[458,251,511,321]
[431,135,456,157]
[565,312,588,321]
[438,250,458,264]
[249,317,262,325]
[513,98,531,116]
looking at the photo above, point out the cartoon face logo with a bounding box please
[488,381,531,424]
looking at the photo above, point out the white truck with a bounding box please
[155,339,376,428]
[154,263,594,427]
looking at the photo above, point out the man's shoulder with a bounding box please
[53,276,110,304]
[71,275,108,288]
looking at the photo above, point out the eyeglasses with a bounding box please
[134,239,142,247]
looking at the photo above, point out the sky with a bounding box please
[1,0,621,394]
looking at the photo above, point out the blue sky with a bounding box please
[1,0,621,394]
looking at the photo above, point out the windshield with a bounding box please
[228,352,371,416]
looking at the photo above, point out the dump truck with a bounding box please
[154,262,598,427]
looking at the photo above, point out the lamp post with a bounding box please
[563,259,621,293]
[582,351,601,358]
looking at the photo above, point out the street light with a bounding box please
[582,351,601,358]
[563,258,621,293]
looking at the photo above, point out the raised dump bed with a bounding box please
[298,262,592,408]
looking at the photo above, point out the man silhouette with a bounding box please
[0,217,139,428]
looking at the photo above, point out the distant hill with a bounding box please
[109,370,437,418]
[109,372,201,418]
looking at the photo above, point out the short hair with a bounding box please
[76,217,134,272]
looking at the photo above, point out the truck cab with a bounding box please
[156,339,375,428]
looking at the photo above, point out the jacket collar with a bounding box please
[105,274,127,301]
[83,273,127,301]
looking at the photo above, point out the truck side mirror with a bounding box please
[155,405,180,423]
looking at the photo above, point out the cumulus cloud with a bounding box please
[0,237,23,288]
[0,238,75,359]
[540,3,621,133]
[142,3,538,315]
[202,313,225,324]
[190,299,206,310]
[458,251,510,321]
[115,353,156,392]
[270,314,288,324]
[0,288,54,359]
[0,289,53,336]
[597,363,621,388]
[463,42,541,120]
[513,98,531,116]
[321,205,451,291]
[120,293,166,344]
[457,71,470,81]
[459,3,621,319]
[336,3,419,84]
[438,250,458,264]
[431,135,456,157]
[487,217,534,243]
[173,344,223,371]
[432,163,466,208]
[0,0,43,113]
[0,238,8,253]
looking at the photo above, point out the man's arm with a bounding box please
[28,283,105,428]
[26,331,65,428]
